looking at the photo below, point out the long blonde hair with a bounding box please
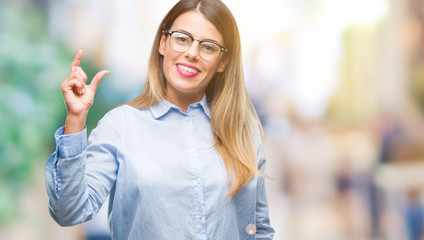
[128,0,263,197]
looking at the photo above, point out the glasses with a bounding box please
[165,30,228,62]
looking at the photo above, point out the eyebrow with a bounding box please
[174,29,223,45]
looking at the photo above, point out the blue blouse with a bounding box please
[45,96,274,239]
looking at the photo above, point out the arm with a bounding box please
[45,109,122,226]
[45,48,113,226]
[255,147,275,239]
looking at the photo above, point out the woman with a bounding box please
[45,0,274,239]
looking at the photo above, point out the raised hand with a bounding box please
[61,49,110,134]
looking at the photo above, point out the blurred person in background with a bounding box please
[405,188,424,240]
[44,0,274,239]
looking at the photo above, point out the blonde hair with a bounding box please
[127,0,263,197]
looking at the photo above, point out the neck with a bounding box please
[165,91,205,113]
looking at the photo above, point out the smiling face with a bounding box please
[159,11,227,105]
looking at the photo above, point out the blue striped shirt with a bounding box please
[45,95,274,239]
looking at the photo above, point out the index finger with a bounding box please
[71,48,83,71]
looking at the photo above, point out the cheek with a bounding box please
[163,53,176,74]
[162,58,172,78]
[206,64,221,77]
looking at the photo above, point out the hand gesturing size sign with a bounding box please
[61,49,110,134]
[61,49,110,117]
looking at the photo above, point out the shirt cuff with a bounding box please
[55,126,87,159]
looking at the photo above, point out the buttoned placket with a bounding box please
[183,105,207,239]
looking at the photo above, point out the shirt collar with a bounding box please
[150,95,211,119]
[199,95,211,118]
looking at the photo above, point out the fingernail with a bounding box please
[80,88,85,95]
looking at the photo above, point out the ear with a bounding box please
[159,32,166,56]
[216,58,228,73]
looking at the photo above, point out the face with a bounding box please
[159,11,227,102]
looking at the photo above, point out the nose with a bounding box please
[184,40,200,60]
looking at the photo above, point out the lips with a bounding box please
[176,63,200,77]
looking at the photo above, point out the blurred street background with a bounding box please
[1,0,424,239]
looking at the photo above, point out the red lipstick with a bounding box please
[175,63,200,78]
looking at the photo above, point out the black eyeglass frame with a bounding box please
[164,29,228,55]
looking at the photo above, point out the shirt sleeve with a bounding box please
[45,108,123,226]
[255,146,275,239]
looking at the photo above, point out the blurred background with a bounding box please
[1,0,424,239]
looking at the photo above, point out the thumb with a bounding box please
[89,70,110,92]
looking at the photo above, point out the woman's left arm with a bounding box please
[255,147,275,239]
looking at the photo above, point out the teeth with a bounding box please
[177,64,199,74]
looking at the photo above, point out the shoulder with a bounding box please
[95,105,140,128]
[109,104,145,114]
[99,104,156,130]
[250,117,265,163]
[251,117,264,148]
[102,104,149,119]
[90,105,150,142]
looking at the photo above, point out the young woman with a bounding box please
[45,0,274,239]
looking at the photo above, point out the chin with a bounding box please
[177,87,202,95]
[172,81,202,93]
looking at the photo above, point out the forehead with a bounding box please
[170,11,223,44]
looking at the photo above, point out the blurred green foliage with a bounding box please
[0,2,115,224]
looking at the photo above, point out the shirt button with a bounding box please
[184,116,190,120]
[190,148,196,153]
[246,224,257,235]
[196,178,201,183]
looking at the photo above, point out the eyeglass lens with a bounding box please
[169,31,222,62]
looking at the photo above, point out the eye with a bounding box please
[200,42,219,54]
[176,37,189,43]
[172,33,191,45]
